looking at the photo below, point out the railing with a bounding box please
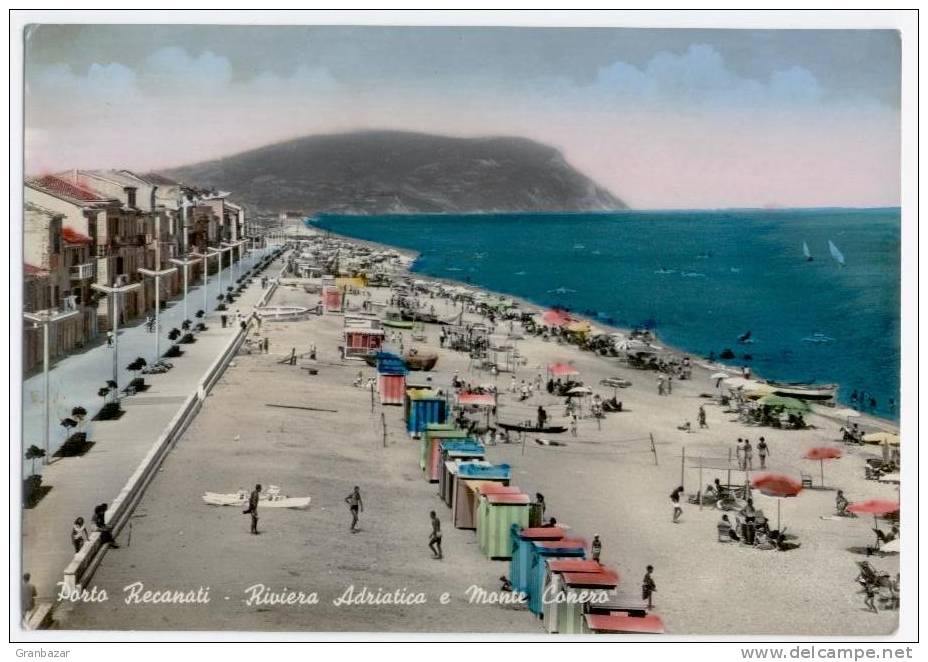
[69,263,95,280]
[59,253,287,601]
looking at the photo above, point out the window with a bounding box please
[125,187,137,208]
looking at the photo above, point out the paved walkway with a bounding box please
[21,248,284,608]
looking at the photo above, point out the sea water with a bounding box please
[313,209,901,418]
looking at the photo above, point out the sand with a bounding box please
[59,238,900,635]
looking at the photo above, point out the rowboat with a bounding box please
[405,352,439,371]
[498,422,567,434]
[767,381,838,402]
[202,486,311,509]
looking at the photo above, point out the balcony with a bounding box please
[70,263,96,280]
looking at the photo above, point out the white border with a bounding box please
[5,4,920,653]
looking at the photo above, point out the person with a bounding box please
[537,406,548,429]
[591,534,602,562]
[106,330,114,347]
[428,510,443,559]
[666,375,673,394]
[742,365,752,379]
[718,514,739,542]
[740,498,757,545]
[499,575,514,592]
[541,516,558,528]
[221,314,228,328]
[836,490,851,517]
[757,437,769,469]
[242,484,261,534]
[671,486,683,523]
[862,580,878,613]
[642,565,656,609]
[743,439,754,471]
[888,397,895,414]
[535,492,546,523]
[698,405,708,429]
[92,503,119,548]
[569,415,578,437]
[22,573,37,623]
[71,516,89,552]
[510,375,517,393]
[345,486,363,533]
[657,377,665,396]
[677,421,692,432]
[145,315,154,332]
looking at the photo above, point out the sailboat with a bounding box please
[802,241,814,262]
[828,240,845,267]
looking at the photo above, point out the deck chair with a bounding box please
[800,473,814,488]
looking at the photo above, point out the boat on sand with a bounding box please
[202,486,310,509]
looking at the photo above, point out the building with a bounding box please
[25,173,149,328]
[22,202,97,371]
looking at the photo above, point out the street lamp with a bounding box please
[23,308,80,464]
[211,245,233,303]
[188,251,211,314]
[138,266,178,361]
[91,281,142,397]
[169,256,198,322]
[222,240,245,281]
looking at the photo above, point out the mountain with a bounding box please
[166,130,625,215]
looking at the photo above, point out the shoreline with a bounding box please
[302,222,898,433]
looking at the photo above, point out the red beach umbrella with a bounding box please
[847,499,901,546]
[752,473,803,531]
[803,446,843,488]
[548,362,580,378]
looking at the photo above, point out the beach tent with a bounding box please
[526,539,587,616]
[477,491,531,560]
[405,389,447,437]
[377,374,405,405]
[509,526,567,594]
[547,568,620,634]
[419,426,469,472]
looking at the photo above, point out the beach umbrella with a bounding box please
[548,362,580,378]
[803,446,842,487]
[846,499,900,547]
[861,432,899,446]
[542,310,572,328]
[752,473,803,532]
[567,386,593,396]
[758,394,810,412]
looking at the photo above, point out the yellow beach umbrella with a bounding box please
[862,432,900,446]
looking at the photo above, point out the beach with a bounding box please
[59,230,901,635]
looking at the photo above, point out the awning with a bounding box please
[585,613,665,634]
[457,392,496,407]
[548,362,580,377]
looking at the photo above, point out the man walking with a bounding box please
[642,565,656,609]
[591,534,602,562]
[744,439,754,471]
[243,483,261,534]
[671,486,684,523]
[345,486,363,533]
[428,510,443,559]
[698,405,708,429]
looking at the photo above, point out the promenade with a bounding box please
[21,247,282,613]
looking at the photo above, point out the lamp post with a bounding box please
[211,245,233,304]
[138,266,177,361]
[91,281,142,396]
[24,308,80,464]
[169,256,198,322]
[222,240,245,282]
[189,251,211,314]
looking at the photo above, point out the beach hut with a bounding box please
[452,464,512,529]
[432,439,485,483]
[584,613,665,635]
[526,538,587,617]
[541,559,607,631]
[477,491,531,559]
[376,351,407,406]
[405,389,447,437]
[509,526,567,595]
[545,567,619,634]
[343,328,384,359]
[419,425,468,472]
[323,287,343,313]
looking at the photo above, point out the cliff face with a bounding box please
[167,130,625,215]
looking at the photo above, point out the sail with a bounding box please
[828,240,845,266]
[802,241,811,259]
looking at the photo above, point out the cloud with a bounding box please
[28,61,141,103]
[593,44,823,107]
[142,46,233,92]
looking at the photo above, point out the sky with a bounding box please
[23,25,901,209]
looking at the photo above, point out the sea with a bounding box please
[312,209,901,419]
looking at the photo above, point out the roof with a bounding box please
[547,559,603,573]
[23,201,63,219]
[26,174,114,205]
[533,537,587,550]
[457,392,497,407]
[62,227,93,244]
[562,569,619,588]
[584,613,665,634]
[517,527,567,541]
[24,263,50,278]
[487,493,530,505]
[477,483,521,496]
[142,172,181,186]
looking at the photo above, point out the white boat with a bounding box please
[202,486,311,509]
[828,240,845,266]
[801,333,835,344]
[767,381,838,402]
[802,241,813,261]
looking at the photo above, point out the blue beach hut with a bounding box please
[527,538,587,617]
[509,525,568,595]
